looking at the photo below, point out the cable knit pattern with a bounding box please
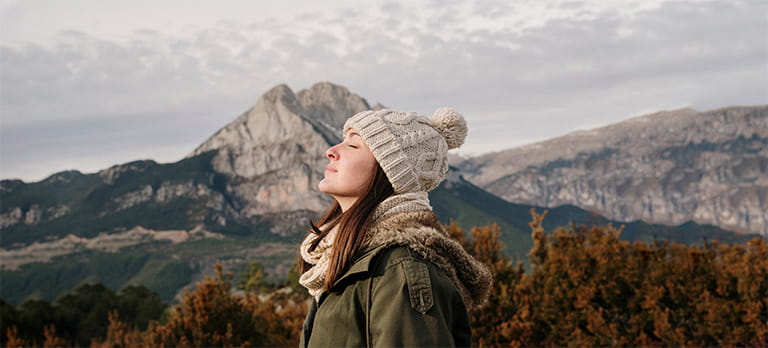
[299,192,492,309]
[343,108,467,194]
[368,192,432,220]
[299,223,338,299]
[299,192,432,299]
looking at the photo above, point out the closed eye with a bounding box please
[347,144,358,149]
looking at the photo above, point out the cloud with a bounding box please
[1,0,765,181]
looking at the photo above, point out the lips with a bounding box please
[325,165,337,173]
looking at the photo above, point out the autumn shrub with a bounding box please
[464,210,768,347]
[93,264,308,348]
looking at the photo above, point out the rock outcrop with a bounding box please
[189,82,372,217]
[459,106,768,236]
[0,225,225,270]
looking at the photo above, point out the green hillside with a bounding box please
[1,152,237,248]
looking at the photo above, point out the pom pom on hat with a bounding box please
[430,107,467,150]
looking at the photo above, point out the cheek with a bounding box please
[358,165,377,189]
[351,155,378,190]
[362,154,379,179]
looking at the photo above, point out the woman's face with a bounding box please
[318,129,378,211]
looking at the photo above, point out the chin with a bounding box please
[317,180,332,194]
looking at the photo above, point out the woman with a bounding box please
[299,107,492,347]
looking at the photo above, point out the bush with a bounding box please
[93,265,308,348]
[464,210,768,347]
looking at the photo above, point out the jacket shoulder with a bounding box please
[372,245,416,269]
[371,245,461,314]
[367,245,472,347]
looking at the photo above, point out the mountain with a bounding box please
[458,106,768,237]
[0,83,755,306]
[0,82,372,250]
[0,82,378,305]
[187,82,373,219]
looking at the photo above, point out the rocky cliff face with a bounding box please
[459,106,768,236]
[0,82,373,247]
[189,82,372,217]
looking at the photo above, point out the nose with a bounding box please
[326,145,338,160]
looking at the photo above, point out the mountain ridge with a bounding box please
[458,105,768,236]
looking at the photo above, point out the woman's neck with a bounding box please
[334,196,358,212]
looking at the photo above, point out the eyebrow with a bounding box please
[346,132,362,139]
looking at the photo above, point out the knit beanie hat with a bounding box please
[343,107,467,194]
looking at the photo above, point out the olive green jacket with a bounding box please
[300,244,472,347]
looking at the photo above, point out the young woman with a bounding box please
[299,107,492,347]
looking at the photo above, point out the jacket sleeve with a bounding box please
[368,255,471,347]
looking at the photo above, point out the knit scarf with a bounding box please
[299,191,492,309]
[299,192,432,299]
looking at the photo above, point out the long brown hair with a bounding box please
[300,164,394,289]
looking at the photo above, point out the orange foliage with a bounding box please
[92,264,308,348]
[5,327,28,348]
[464,210,768,347]
[42,326,68,348]
[4,325,69,348]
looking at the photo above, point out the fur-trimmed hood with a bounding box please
[365,210,493,309]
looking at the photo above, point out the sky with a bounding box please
[1,0,766,182]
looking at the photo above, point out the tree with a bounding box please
[0,283,167,347]
[238,260,273,293]
[116,285,167,330]
[55,283,118,346]
[1,299,20,346]
[16,299,57,345]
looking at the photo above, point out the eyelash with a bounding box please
[347,144,358,149]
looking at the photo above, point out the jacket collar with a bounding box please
[331,244,388,289]
[320,210,492,310]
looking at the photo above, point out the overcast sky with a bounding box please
[1,0,766,182]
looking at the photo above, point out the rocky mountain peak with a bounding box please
[260,83,296,104]
[190,82,370,157]
[296,82,371,134]
[0,179,25,194]
[186,82,373,216]
[43,170,84,184]
[98,160,158,185]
